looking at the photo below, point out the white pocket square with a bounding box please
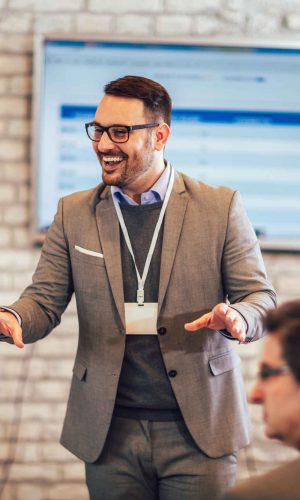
[74,245,104,258]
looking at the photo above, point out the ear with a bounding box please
[154,123,171,151]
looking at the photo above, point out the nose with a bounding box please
[248,379,264,404]
[96,130,116,151]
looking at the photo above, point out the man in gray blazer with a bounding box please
[222,299,300,500]
[0,76,276,499]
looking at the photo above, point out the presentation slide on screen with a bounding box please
[37,41,300,245]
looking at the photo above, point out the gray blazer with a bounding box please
[6,171,276,462]
[221,456,300,500]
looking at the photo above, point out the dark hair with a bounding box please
[265,300,300,382]
[104,75,172,126]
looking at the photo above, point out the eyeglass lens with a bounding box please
[88,125,129,143]
[258,365,290,380]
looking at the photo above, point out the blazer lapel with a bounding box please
[94,172,188,324]
[158,173,188,314]
[95,190,125,329]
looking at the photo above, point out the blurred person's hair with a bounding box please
[265,299,300,382]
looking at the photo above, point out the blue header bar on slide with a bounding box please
[61,105,300,126]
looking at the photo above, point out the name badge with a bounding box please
[125,302,158,335]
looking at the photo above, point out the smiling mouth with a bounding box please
[101,155,126,169]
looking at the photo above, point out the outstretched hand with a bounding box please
[184,303,246,342]
[0,311,24,348]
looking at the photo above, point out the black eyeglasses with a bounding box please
[85,122,159,144]
[257,364,291,381]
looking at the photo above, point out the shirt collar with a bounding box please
[111,161,171,206]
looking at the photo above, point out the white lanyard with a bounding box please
[112,166,175,305]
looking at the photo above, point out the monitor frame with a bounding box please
[31,33,300,252]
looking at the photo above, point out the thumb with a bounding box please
[0,318,24,348]
[11,326,24,348]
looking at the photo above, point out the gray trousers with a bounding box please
[85,416,237,500]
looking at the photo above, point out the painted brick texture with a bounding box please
[0,0,300,498]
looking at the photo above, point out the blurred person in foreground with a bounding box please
[222,299,300,500]
[0,75,276,500]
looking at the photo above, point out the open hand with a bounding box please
[184,303,246,342]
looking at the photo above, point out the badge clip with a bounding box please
[137,289,144,306]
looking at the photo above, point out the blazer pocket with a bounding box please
[208,350,241,376]
[74,245,104,258]
[73,360,87,381]
[73,245,105,268]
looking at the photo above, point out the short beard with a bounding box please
[101,165,128,188]
[101,133,154,188]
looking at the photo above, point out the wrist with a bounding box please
[0,307,22,326]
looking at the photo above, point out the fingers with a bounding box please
[0,319,11,336]
[0,316,24,348]
[229,319,246,342]
[212,302,230,320]
[213,303,246,342]
[184,303,229,332]
[10,324,24,348]
[184,303,246,342]
[184,312,211,331]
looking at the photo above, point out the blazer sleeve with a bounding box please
[4,198,74,344]
[221,190,277,341]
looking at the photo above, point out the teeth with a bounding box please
[103,157,124,162]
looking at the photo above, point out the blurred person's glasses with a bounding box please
[85,122,159,144]
[257,364,291,381]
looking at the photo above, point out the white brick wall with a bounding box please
[116,14,154,35]
[166,0,222,13]
[75,13,114,34]
[287,13,300,30]
[0,77,7,93]
[194,15,223,36]
[0,54,31,75]
[9,0,84,11]
[34,14,73,33]
[0,34,33,53]
[0,96,29,116]
[0,1,300,498]
[0,140,27,161]
[0,13,32,33]
[156,15,193,35]
[88,0,164,14]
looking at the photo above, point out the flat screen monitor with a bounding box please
[32,35,300,251]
